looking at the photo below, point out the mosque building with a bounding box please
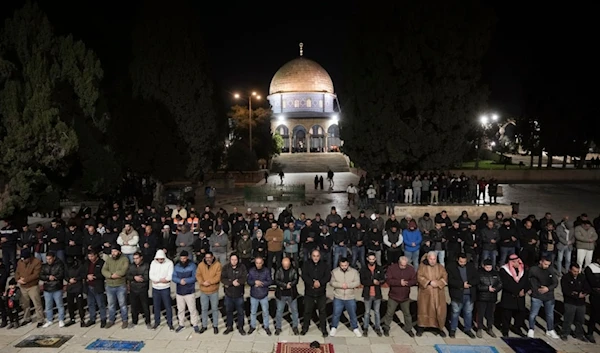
[268,43,342,153]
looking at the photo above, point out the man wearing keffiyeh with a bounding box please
[499,254,530,337]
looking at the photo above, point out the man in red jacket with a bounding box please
[381,256,417,337]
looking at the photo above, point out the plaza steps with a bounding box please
[271,152,350,173]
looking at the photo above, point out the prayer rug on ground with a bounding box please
[501,337,556,353]
[276,342,335,353]
[434,344,500,353]
[15,335,73,348]
[85,339,145,352]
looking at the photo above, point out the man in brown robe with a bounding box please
[416,251,448,337]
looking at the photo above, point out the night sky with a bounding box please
[0,1,595,118]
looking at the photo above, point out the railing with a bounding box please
[244,184,306,203]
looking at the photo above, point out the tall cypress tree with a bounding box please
[341,1,493,173]
[130,0,226,180]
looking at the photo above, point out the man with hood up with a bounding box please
[149,249,174,330]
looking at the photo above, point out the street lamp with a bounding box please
[234,91,261,151]
[475,113,500,169]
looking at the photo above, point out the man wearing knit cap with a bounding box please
[101,243,130,329]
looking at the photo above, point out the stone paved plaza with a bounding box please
[2,173,600,353]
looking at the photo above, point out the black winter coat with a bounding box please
[274,267,299,299]
[66,230,84,257]
[127,262,150,294]
[301,260,331,297]
[85,258,106,293]
[499,266,529,310]
[66,263,86,294]
[446,262,478,303]
[40,260,65,292]
[476,268,503,302]
[359,264,386,299]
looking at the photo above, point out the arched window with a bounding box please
[294,100,300,108]
[306,98,312,108]
[319,100,324,108]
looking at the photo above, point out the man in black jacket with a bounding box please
[585,257,600,343]
[40,252,65,327]
[447,253,478,338]
[65,257,86,327]
[476,259,502,338]
[0,220,19,273]
[274,257,299,336]
[499,254,529,337]
[47,220,67,263]
[301,249,331,337]
[127,251,151,328]
[360,252,385,337]
[66,223,84,262]
[221,253,248,335]
[527,257,559,339]
[85,249,107,327]
[560,263,590,341]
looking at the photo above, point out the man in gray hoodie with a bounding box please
[527,257,560,339]
[210,225,229,265]
[176,225,194,257]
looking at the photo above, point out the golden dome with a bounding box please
[269,57,334,95]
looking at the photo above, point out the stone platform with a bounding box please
[393,204,513,218]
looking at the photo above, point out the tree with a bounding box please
[227,104,273,158]
[130,0,226,180]
[341,1,493,173]
[272,132,284,155]
[0,2,105,218]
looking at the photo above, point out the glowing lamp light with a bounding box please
[256,96,261,100]
[252,92,257,96]
[480,115,489,125]
[490,141,496,147]
[234,93,240,99]
[278,115,285,122]
[491,114,499,121]
[331,115,339,124]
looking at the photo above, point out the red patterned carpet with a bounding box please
[276,342,335,353]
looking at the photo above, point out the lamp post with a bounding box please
[234,91,261,151]
[475,113,499,169]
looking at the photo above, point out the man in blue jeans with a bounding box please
[248,256,272,335]
[274,257,300,335]
[101,244,130,329]
[402,221,422,271]
[149,249,174,330]
[446,253,477,338]
[40,252,65,327]
[329,257,362,337]
[84,250,107,327]
[221,253,248,335]
[527,257,560,339]
[332,223,348,267]
[196,251,221,334]
[481,220,499,268]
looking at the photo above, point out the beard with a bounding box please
[368,261,376,266]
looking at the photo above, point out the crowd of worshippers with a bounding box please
[352,172,502,210]
[0,204,599,342]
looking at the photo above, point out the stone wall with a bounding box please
[393,204,513,219]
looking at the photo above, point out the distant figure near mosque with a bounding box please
[268,43,342,153]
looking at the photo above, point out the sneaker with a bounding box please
[42,321,52,328]
[168,325,174,331]
[322,330,328,337]
[527,329,535,338]
[152,323,159,330]
[383,329,390,337]
[477,329,483,338]
[6,323,13,329]
[546,330,560,339]
[146,324,153,330]
[353,328,362,337]
[238,328,246,335]
[586,335,596,343]
[375,328,382,337]
[248,327,256,335]
[438,330,447,338]
[363,329,368,337]
[199,327,207,334]
[407,330,415,337]
[100,320,107,328]
[80,321,85,328]
[300,329,308,336]
[176,326,185,333]
[85,321,96,327]
[58,320,65,328]
[37,322,44,328]
[105,321,114,329]
[292,327,299,335]
[21,319,32,326]
[264,328,272,336]
[65,320,76,327]
[329,327,337,337]
[449,330,456,338]
[275,328,281,336]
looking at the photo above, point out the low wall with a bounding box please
[394,204,513,219]
[449,169,600,183]
[204,170,265,187]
